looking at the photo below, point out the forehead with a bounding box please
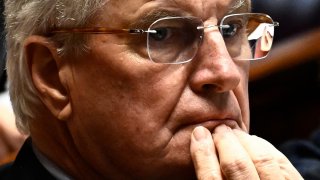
[97,0,250,26]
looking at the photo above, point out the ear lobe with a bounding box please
[25,36,72,121]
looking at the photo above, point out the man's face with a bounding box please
[63,0,250,178]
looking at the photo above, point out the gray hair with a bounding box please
[5,0,107,134]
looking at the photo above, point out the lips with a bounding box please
[179,117,241,133]
[187,119,240,132]
[169,110,243,134]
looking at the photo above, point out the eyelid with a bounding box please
[129,9,186,28]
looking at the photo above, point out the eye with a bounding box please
[149,27,172,41]
[222,23,242,38]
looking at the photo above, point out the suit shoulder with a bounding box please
[0,162,14,180]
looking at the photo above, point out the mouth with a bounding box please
[163,118,242,155]
[180,119,241,133]
[170,116,242,137]
[167,107,245,137]
[194,119,240,132]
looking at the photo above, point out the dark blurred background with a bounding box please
[249,0,320,146]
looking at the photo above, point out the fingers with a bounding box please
[213,125,260,180]
[232,129,284,180]
[190,126,223,180]
[233,130,303,179]
[191,125,303,180]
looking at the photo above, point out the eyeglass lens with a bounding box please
[147,17,203,64]
[221,13,275,61]
[147,14,275,64]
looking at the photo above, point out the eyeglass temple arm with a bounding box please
[265,22,279,28]
[273,22,280,27]
[50,28,157,34]
[197,22,279,30]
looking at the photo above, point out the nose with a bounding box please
[189,30,242,93]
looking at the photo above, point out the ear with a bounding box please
[24,36,72,121]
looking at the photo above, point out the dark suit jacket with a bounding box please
[0,139,56,180]
[280,130,320,180]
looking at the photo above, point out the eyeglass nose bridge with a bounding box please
[196,24,230,41]
[197,24,230,31]
[196,24,230,45]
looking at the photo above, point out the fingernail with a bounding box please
[214,124,231,134]
[193,126,209,141]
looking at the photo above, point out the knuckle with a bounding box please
[278,156,290,166]
[253,153,277,168]
[221,158,250,176]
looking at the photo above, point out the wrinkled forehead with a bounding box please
[96,0,250,27]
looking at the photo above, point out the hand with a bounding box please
[190,125,303,180]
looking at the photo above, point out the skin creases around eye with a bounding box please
[126,33,150,61]
[148,29,183,63]
[223,24,243,45]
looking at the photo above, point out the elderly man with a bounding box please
[0,0,302,179]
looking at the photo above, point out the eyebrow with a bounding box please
[228,0,250,14]
[129,9,182,28]
[129,0,250,29]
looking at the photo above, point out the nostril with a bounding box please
[202,84,218,92]
[203,84,212,90]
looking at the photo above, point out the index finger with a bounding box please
[190,126,223,180]
[213,125,260,180]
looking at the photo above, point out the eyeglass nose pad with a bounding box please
[196,24,228,47]
[197,26,205,44]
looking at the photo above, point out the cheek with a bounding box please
[65,43,190,157]
[65,56,192,177]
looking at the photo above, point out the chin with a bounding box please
[149,142,196,179]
